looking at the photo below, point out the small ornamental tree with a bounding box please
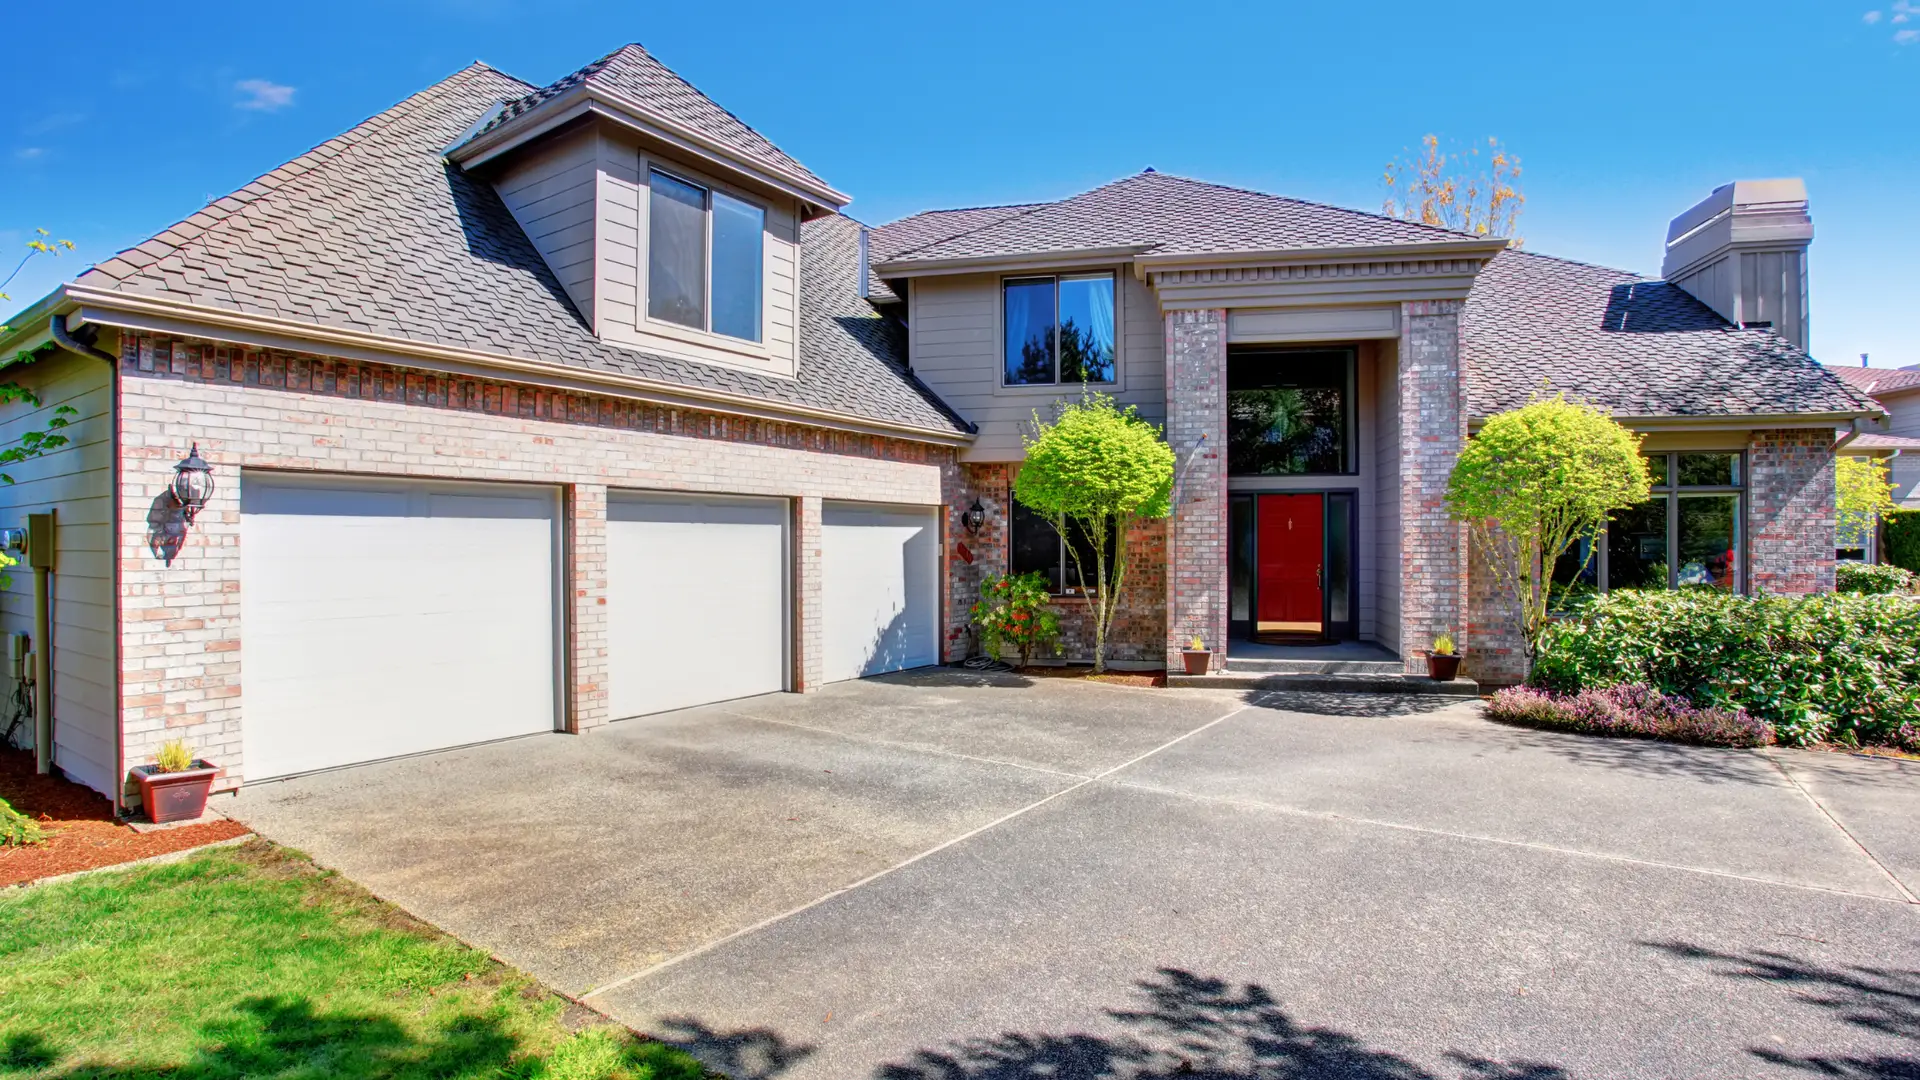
[1446,395,1651,673]
[1014,394,1174,673]
[1836,455,1897,553]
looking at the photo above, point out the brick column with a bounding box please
[566,483,608,732]
[1749,429,1836,594]
[1398,300,1468,673]
[1164,309,1228,669]
[792,495,823,691]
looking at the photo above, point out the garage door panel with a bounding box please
[241,475,558,780]
[607,492,788,720]
[822,502,938,683]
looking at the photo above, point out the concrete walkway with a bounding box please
[225,672,1920,1078]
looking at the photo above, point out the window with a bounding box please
[1009,500,1117,595]
[1227,347,1356,475]
[1002,274,1116,385]
[1572,452,1745,594]
[646,168,765,343]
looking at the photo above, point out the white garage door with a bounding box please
[240,474,559,780]
[822,502,940,683]
[607,492,788,719]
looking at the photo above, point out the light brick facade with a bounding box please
[1163,309,1229,670]
[115,331,954,792]
[1749,427,1838,594]
[1397,300,1469,673]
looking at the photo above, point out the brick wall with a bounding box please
[1750,428,1836,594]
[116,332,953,791]
[1163,309,1229,668]
[1398,300,1468,673]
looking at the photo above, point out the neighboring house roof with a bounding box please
[1463,249,1877,419]
[75,64,965,437]
[1824,364,1920,398]
[471,43,832,197]
[871,171,1478,266]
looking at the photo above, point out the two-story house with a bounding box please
[0,45,1876,806]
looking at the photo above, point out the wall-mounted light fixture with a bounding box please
[960,499,986,534]
[170,444,216,524]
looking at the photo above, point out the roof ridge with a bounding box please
[1136,169,1489,242]
[83,64,530,288]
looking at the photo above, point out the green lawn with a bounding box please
[0,840,707,1079]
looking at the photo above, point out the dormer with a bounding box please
[446,45,848,379]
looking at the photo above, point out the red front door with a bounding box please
[1256,493,1324,636]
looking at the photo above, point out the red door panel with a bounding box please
[1256,494,1323,631]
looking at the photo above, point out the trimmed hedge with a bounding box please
[1486,684,1774,748]
[1888,510,1920,574]
[1531,589,1920,748]
[1837,561,1914,595]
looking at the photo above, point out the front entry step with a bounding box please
[1168,671,1481,696]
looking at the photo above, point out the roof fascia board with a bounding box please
[450,85,849,210]
[66,287,972,447]
[871,246,1154,279]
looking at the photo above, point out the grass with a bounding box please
[0,840,707,1079]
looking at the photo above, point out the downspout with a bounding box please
[50,314,124,813]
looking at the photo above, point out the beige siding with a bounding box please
[494,129,599,325]
[909,271,1166,462]
[1372,338,1402,653]
[0,350,114,796]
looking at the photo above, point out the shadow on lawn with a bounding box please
[7,996,550,1079]
[658,969,1568,1079]
[1648,941,1920,1079]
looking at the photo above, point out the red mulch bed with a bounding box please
[1015,665,1166,688]
[0,747,249,887]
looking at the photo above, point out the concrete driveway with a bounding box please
[225,671,1920,1078]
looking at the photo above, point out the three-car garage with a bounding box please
[237,472,941,780]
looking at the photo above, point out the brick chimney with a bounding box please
[1662,180,1813,352]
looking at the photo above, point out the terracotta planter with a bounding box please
[1426,653,1462,682]
[133,761,217,824]
[1181,650,1212,676]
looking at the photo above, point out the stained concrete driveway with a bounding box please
[224,671,1920,1078]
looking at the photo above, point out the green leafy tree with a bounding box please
[0,229,81,590]
[1014,394,1174,673]
[1836,455,1897,552]
[1446,395,1651,672]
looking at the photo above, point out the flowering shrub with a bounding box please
[1486,684,1774,748]
[1836,561,1913,595]
[1531,589,1920,747]
[969,571,1062,667]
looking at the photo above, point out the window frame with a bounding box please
[1586,451,1748,594]
[997,271,1121,389]
[643,164,767,346]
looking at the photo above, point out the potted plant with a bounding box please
[1181,636,1212,676]
[132,739,218,824]
[1427,634,1462,682]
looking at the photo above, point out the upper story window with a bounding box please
[1002,274,1117,386]
[647,168,765,343]
[1226,347,1356,476]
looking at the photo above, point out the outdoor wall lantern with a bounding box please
[170,444,216,524]
[960,499,986,534]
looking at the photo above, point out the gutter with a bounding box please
[51,284,974,447]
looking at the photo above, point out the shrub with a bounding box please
[1485,684,1774,747]
[1887,510,1920,574]
[1837,561,1914,595]
[969,571,1062,667]
[1,794,42,846]
[1532,589,1920,746]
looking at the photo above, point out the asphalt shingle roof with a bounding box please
[473,44,831,195]
[1463,249,1876,419]
[1825,364,1920,398]
[77,64,963,437]
[871,171,1477,265]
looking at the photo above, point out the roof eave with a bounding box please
[64,285,972,446]
[447,84,850,211]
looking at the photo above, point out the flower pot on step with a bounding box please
[133,761,218,823]
[1426,653,1462,681]
[1181,650,1212,676]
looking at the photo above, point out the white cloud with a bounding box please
[234,78,296,111]
[1865,8,1883,21]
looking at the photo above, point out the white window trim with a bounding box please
[639,160,772,357]
[994,270,1123,393]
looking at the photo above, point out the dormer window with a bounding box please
[647,168,765,343]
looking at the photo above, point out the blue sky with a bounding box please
[4,0,1915,367]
